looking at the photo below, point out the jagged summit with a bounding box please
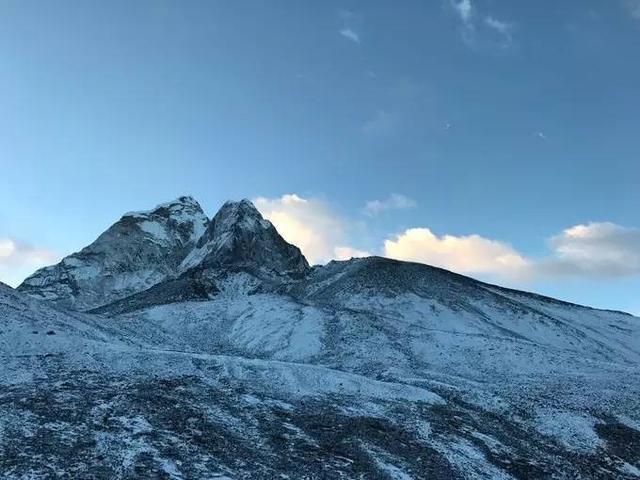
[18,196,209,310]
[180,198,309,277]
[123,195,204,221]
[212,199,268,235]
[18,196,309,310]
[118,194,209,246]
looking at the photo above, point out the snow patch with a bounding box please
[138,220,169,241]
[534,409,604,453]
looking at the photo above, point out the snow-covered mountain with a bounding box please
[4,197,640,479]
[180,199,309,277]
[18,196,208,310]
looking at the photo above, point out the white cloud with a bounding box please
[254,194,367,265]
[484,16,515,48]
[451,0,473,25]
[338,9,362,44]
[382,221,640,282]
[484,16,514,37]
[257,194,640,282]
[0,238,58,287]
[384,228,529,279]
[484,15,514,47]
[536,131,547,140]
[340,28,360,44]
[450,1,515,49]
[537,222,640,278]
[451,0,476,46]
[364,194,417,216]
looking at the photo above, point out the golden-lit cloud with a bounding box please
[384,227,529,278]
[256,193,640,282]
[254,194,369,265]
[383,222,640,281]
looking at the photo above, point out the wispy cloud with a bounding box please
[450,0,476,46]
[450,0,515,49]
[451,0,473,25]
[0,238,58,287]
[484,16,514,42]
[536,131,547,140]
[338,9,362,44]
[364,194,417,217]
[340,28,360,44]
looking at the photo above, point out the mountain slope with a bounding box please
[17,196,208,310]
[0,281,135,384]
[92,251,640,373]
[54,259,640,478]
[295,256,640,367]
[4,197,640,479]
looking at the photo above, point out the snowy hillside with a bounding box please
[3,198,640,479]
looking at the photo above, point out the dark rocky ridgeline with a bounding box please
[181,199,309,278]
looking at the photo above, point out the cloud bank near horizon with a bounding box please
[255,194,640,283]
[3,194,639,290]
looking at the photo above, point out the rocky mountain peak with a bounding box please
[18,196,210,310]
[121,195,208,243]
[211,199,268,236]
[151,195,203,216]
[18,197,311,309]
[180,199,309,277]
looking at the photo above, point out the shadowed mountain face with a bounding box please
[5,198,640,479]
[180,199,309,277]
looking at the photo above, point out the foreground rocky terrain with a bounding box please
[1,197,639,479]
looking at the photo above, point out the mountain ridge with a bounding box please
[17,196,637,317]
[5,196,640,478]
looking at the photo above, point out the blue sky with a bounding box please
[1,0,639,313]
